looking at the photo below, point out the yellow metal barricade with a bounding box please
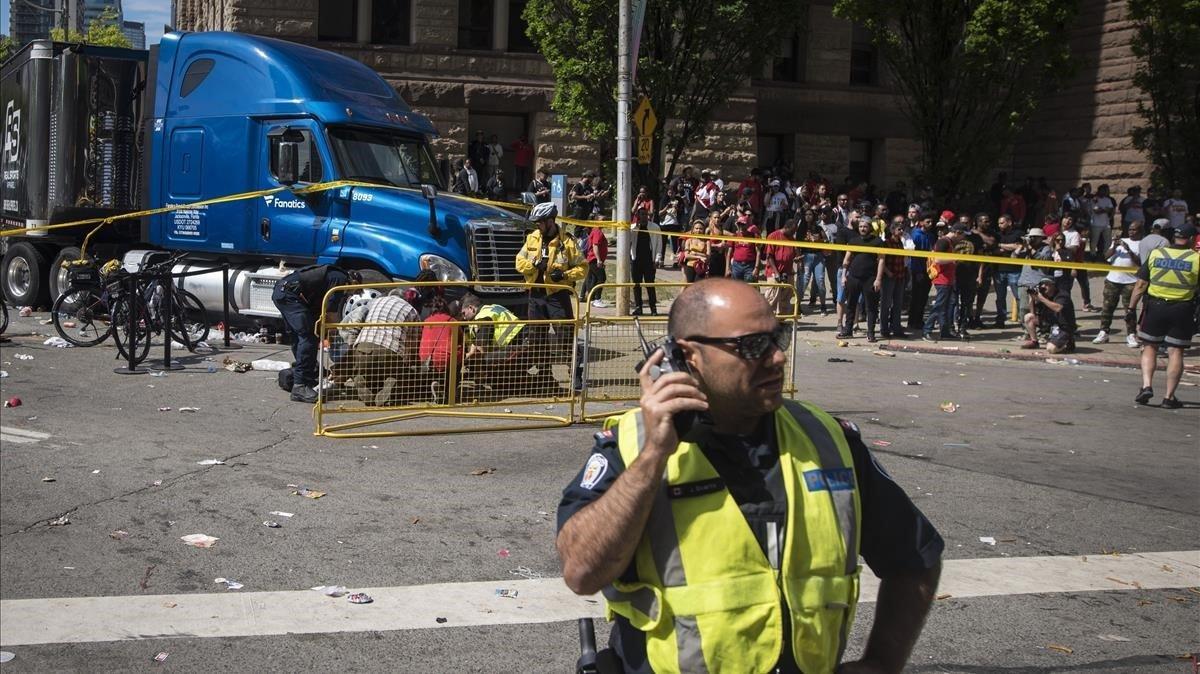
[314,281,579,437]
[578,282,800,423]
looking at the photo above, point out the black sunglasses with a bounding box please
[685,324,790,360]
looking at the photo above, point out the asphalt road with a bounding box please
[0,312,1197,673]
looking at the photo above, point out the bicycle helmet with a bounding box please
[529,202,558,222]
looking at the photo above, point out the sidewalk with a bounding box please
[586,269,1200,373]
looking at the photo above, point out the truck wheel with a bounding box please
[2,243,50,308]
[49,247,84,304]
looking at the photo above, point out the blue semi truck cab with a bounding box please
[0,31,530,318]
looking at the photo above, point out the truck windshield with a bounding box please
[328,127,443,190]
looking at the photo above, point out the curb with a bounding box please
[877,342,1200,374]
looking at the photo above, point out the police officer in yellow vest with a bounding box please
[557,278,944,674]
[1130,222,1199,409]
[458,292,532,392]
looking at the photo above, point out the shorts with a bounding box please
[1137,297,1196,347]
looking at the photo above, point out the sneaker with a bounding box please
[1019,339,1039,350]
[835,332,852,339]
[1135,386,1154,404]
[993,319,1007,329]
[1092,330,1109,344]
[1161,396,1182,409]
[867,334,878,343]
[1125,334,1139,348]
[922,332,937,342]
[290,384,318,404]
[591,299,611,308]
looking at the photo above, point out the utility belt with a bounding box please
[1147,294,1195,305]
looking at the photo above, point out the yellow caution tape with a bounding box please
[0,181,1120,274]
[566,221,1122,274]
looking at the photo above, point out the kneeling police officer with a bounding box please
[271,264,361,403]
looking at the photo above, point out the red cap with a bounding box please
[940,210,955,222]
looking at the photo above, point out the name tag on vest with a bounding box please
[667,478,726,499]
[803,468,855,492]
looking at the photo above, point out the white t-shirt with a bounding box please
[1091,195,1115,230]
[1106,237,1139,284]
[766,192,788,213]
[1163,198,1189,227]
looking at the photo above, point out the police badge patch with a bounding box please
[580,453,609,489]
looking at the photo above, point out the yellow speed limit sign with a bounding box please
[637,135,652,165]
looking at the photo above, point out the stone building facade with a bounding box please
[171,0,1149,195]
[1008,0,1154,195]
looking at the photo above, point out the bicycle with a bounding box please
[52,259,119,348]
[109,252,210,364]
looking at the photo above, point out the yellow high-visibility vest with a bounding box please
[1146,247,1199,301]
[603,400,862,674]
[470,304,523,347]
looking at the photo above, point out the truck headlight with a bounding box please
[419,254,467,282]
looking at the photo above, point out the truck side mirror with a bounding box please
[420,183,440,237]
[276,141,300,186]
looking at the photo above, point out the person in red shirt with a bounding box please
[922,224,965,340]
[509,134,534,193]
[742,169,765,220]
[1001,188,1027,225]
[582,224,609,307]
[762,218,799,314]
[727,217,760,281]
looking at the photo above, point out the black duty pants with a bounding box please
[842,276,879,337]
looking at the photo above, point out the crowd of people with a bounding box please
[601,166,1198,355]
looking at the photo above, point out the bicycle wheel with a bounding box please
[52,288,113,347]
[111,293,152,365]
[171,289,209,349]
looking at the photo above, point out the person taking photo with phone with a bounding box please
[556,278,944,674]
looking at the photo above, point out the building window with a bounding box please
[372,0,412,45]
[770,30,805,82]
[507,0,537,53]
[848,138,873,185]
[849,23,878,86]
[458,0,494,50]
[318,0,357,42]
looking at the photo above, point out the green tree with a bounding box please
[833,0,1076,203]
[1129,0,1200,201]
[524,0,806,192]
[0,36,15,63]
[51,7,132,48]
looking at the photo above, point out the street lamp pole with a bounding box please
[614,0,632,315]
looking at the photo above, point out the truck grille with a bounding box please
[469,221,528,293]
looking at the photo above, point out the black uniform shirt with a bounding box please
[557,413,944,674]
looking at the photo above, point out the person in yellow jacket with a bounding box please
[556,278,943,674]
[1130,222,1199,409]
[516,202,588,377]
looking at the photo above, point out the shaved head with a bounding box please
[668,278,771,338]
[669,278,785,430]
